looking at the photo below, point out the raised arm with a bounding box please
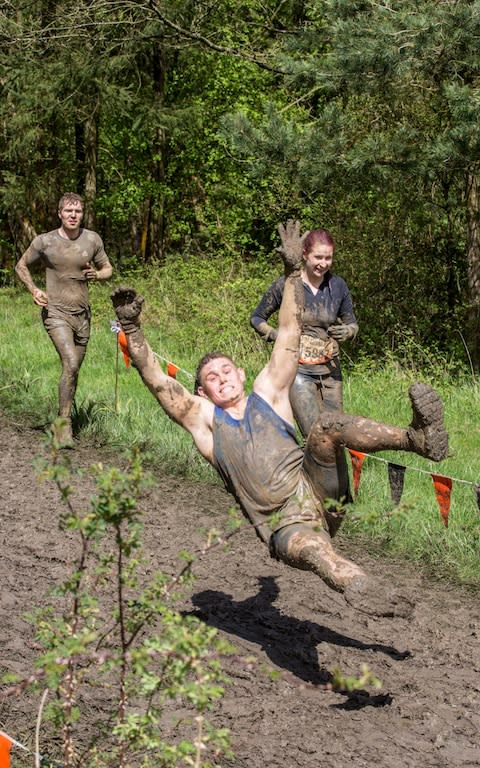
[111,287,215,462]
[253,220,307,419]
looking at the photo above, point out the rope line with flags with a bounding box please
[110,321,193,380]
[347,449,479,528]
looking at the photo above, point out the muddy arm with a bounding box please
[84,262,113,281]
[15,254,47,306]
[254,221,306,414]
[111,287,214,461]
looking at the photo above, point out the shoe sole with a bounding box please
[408,383,448,461]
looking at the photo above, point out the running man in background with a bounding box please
[111,221,448,618]
[15,193,113,446]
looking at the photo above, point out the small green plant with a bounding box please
[331,664,382,693]
[8,426,235,768]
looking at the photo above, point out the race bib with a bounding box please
[298,334,335,364]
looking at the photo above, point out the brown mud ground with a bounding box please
[1,413,480,767]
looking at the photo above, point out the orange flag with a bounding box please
[117,330,130,368]
[431,473,452,527]
[348,449,367,499]
[0,732,13,768]
[167,362,180,379]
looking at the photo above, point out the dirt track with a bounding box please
[1,413,480,767]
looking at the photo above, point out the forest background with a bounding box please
[3,0,480,368]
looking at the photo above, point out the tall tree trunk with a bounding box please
[8,211,37,258]
[149,124,167,263]
[465,169,480,369]
[83,113,98,229]
[149,44,167,263]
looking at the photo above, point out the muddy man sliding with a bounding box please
[111,220,448,618]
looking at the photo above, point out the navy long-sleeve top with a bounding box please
[250,272,357,343]
[250,272,358,375]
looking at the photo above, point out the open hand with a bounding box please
[111,286,144,331]
[277,220,309,274]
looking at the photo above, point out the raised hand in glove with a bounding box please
[111,286,145,334]
[277,219,309,276]
[327,322,357,342]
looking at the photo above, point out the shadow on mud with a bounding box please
[185,575,409,707]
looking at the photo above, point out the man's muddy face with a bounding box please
[58,202,84,234]
[197,357,246,408]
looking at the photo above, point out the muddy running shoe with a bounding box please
[406,382,448,462]
[344,577,415,619]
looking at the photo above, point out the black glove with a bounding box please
[327,323,357,342]
[111,286,145,334]
[255,321,278,342]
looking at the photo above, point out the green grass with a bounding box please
[1,261,479,588]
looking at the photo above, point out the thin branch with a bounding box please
[146,0,286,74]
[35,689,49,768]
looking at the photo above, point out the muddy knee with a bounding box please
[305,411,353,462]
[270,523,365,592]
[270,523,327,568]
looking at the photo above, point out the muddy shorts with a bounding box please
[42,306,91,346]
[265,474,328,558]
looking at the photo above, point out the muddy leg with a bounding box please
[319,376,352,506]
[49,328,86,417]
[289,373,319,438]
[270,523,414,618]
[271,523,366,592]
[291,372,352,513]
[306,383,448,463]
[48,327,87,446]
[301,418,345,537]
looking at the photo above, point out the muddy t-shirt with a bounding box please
[212,392,323,543]
[23,228,110,312]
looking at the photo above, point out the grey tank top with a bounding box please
[212,392,305,542]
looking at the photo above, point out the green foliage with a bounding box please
[217,0,480,361]
[0,0,291,265]
[3,0,480,359]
